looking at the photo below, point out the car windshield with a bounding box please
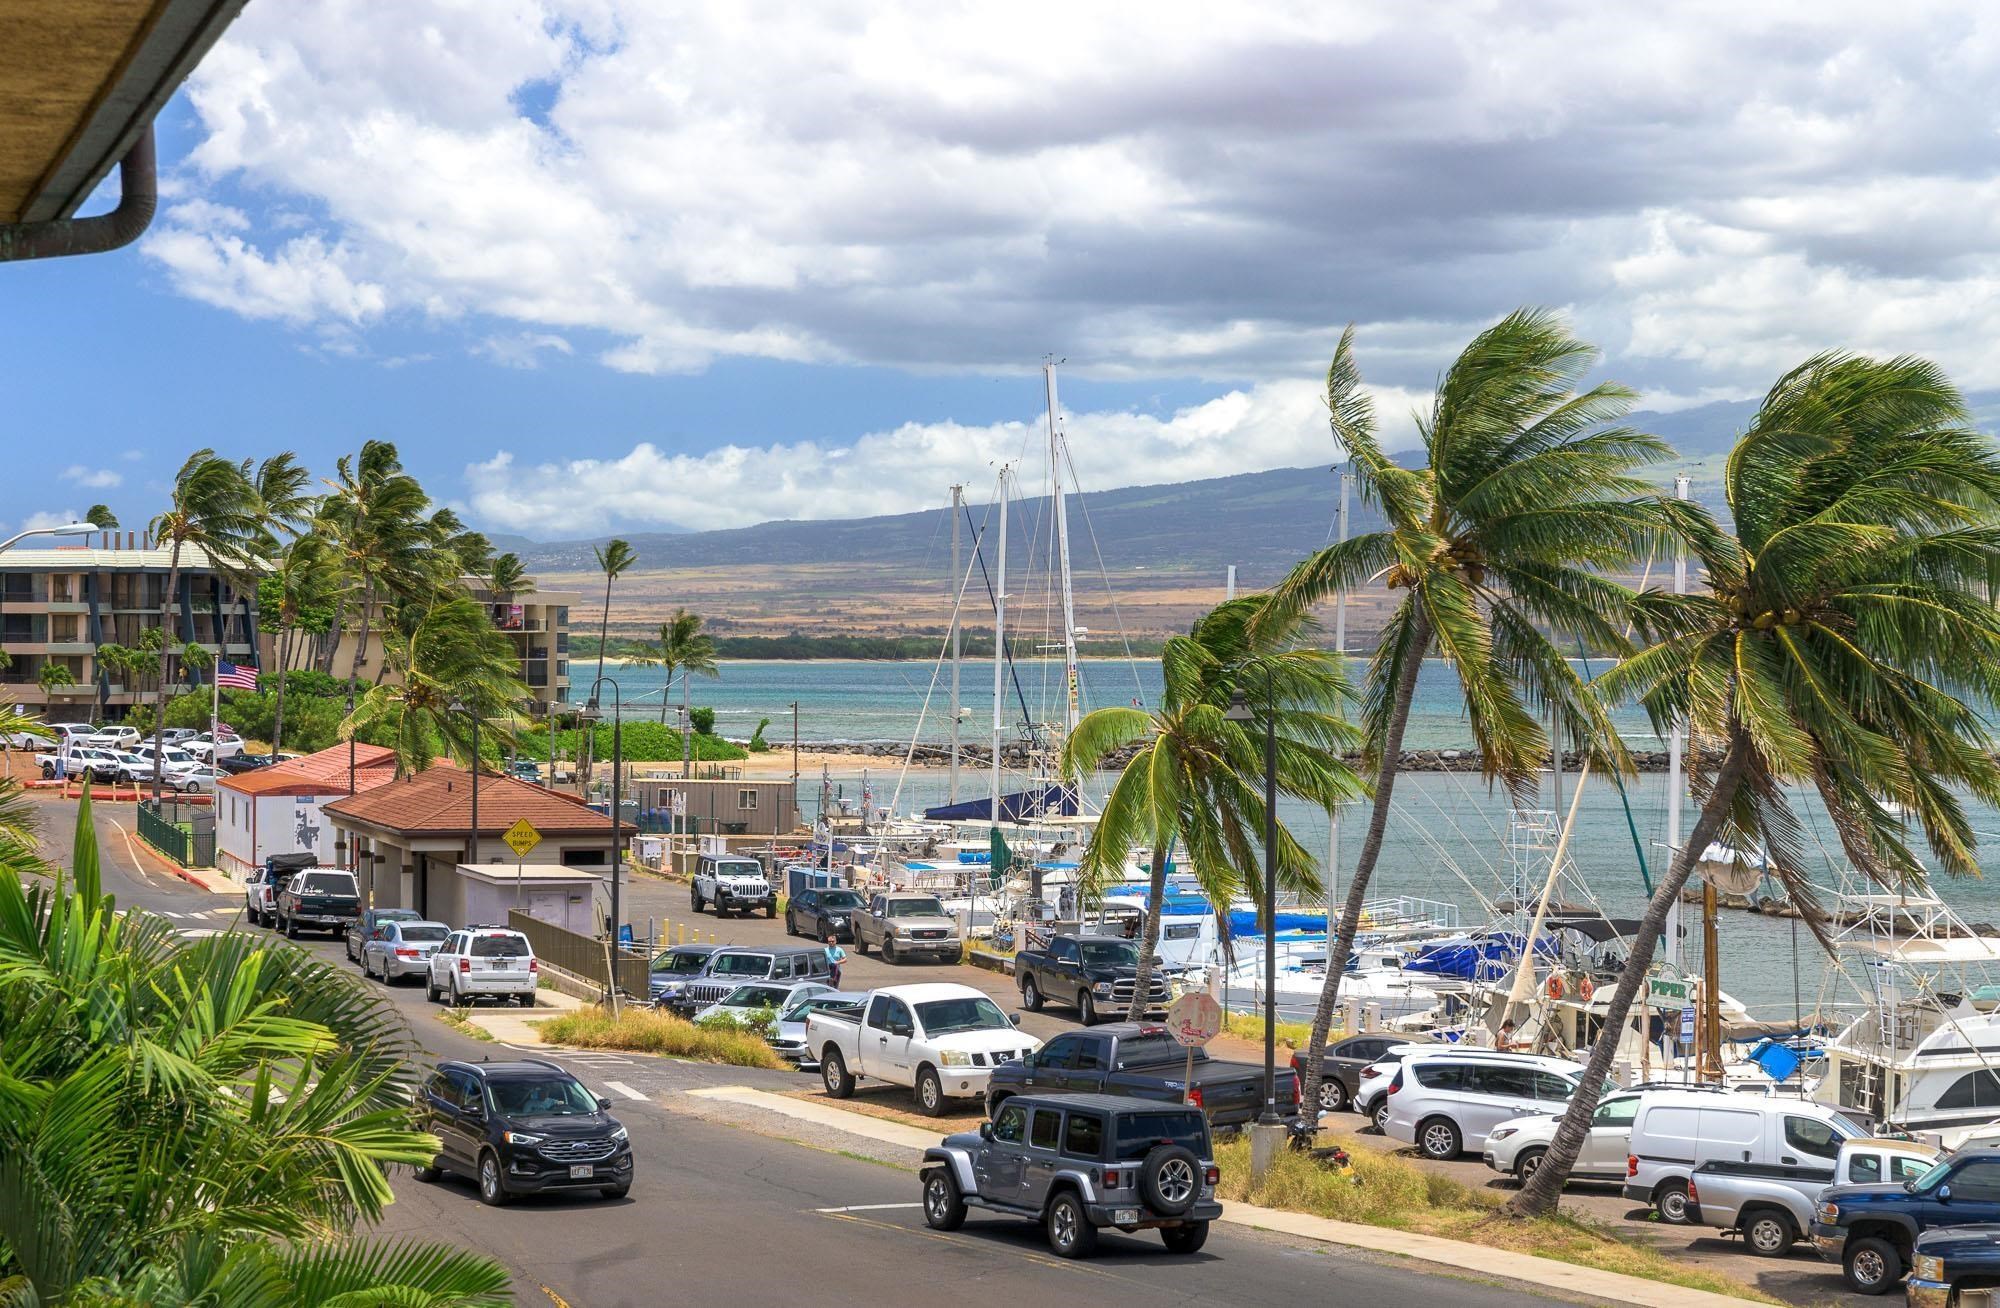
[1112,1111,1209,1161]
[486,1076,597,1116]
[714,860,763,877]
[819,891,864,910]
[401,925,450,943]
[723,985,790,1008]
[654,951,709,975]
[1113,1034,1205,1068]
[711,953,773,976]
[913,996,1009,1035]
[887,897,946,917]
[298,873,355,894]
[470,934,528,958]
[1079,940,1138,966]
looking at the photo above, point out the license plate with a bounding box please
[569,1164,594,1179]
[489,959,510,970]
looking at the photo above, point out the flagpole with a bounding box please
[210,659,219,767]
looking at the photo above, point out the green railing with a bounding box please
[136,801,192,865]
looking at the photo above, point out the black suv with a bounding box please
[413,1057,634,1205]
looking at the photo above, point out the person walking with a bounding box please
[824,933,847,987]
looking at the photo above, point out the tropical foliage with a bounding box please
[1511,352,2000,1215]
[642,608,719,771]
[344,596,530,776]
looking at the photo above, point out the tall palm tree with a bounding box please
[264,537,336,753]
[486,551,535,603]
[84,504,117,530]
[1063,596,1364,1017]
[343,596,528,776]
[319,442,431,683]
[146,450,263,799]
[646,608,719,772]
[1260,310,1672,1116]
[1511,353,2000,1216]
[0,794,511,1304]
[582,539,635,791]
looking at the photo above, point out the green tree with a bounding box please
[146,450,263,799]
[583,539,636,790]
[261,539,337,753]
[1261,310,1673,1115]
[318,441,433,683]
[343,596,529,776]
[83,504,117,530]
[1062,596,1364,1017]
[36,662,72,696]
[1511,353,2000,1216]
[644,608,719,774]
[0,793,512,1304]
[486,551,535,602]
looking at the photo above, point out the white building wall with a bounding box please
[219,790,346,873]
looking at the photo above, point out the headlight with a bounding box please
[1913,1254,1945,1282]
[1818,1202,1839,1223]
[1489,1127,1518,1141]
[940,1050,974,1067]
[1093,981,1115,996]
[611,1125,629,1142]
[503,1131,544,1145]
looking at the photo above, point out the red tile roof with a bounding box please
[321,761,628,835]
[217,742,398,797]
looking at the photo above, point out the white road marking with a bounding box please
[107,820,157,886]
[813,1203,922,1213]
[601,1080,646,1101]
[162,911,186,919]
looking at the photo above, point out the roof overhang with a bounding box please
[2,0,246,224]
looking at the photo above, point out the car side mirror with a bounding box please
[979,1122,994,1141]
[465,1103,486,1122]
[1939,1184,1953,1203]
[597,1094,612,1110]
[1009,1013,1021,1026]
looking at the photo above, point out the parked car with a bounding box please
[108,750,172,785]
[1484,1087,1646,1186]
[159,727,199,746]
[809,982,1041,1116]
[988,1023,1301,1129]
[1627,1091,1864,1225]
[689,852,774,918]
[1295,1031,1445,1116]
[46,722,95,744]
[427,926,539,1006]
[1,712,48,750]
[247,852,317,927]
[85,725,141,751]
[1905,1222,2000,1307]
[854,891,964,964]
[1015,932,1170,1025]
[647,942,723,1006]
[173,766,224,794]
[770,991,869,1069]
[362,919,453,984]
[691,979,832,1026]
[412,1057,632,1204]
[186,731,245,761]
[1813,1148,2000,1294]
[1690,1137,1938,1258]
[273,868,362,939]
[346,905,426,963]
[1382,1050,1592,1160]
[218,752,271,775]
[41,747,118,782]
[922,1093,1221,1257]
[506,759,542,782]
[785,886,867,942]
[664,945,832,1016]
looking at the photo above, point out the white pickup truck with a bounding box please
[807,982,1042,1116]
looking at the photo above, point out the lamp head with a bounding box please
[1222,688,1253,722]
[48,522,98,537]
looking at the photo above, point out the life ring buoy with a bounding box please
[1546,975,1566,1001]
[1577,976,1596,1002]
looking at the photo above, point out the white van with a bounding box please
[1382,1050,1593,1159]
[1623,1091,1865,1223]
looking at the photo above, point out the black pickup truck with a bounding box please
[273,868,362,940]
[984,1023,1299,1129]
[1015,933,1170,1024]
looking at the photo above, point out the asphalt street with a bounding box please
[51,797,1581,1308]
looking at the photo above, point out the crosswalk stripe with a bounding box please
[601,1080,646,1100]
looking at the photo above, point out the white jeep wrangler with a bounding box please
[691,854,775,918]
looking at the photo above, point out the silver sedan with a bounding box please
[361,919,452,983]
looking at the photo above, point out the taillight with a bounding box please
[529,958,539,973]
[1188,1088,1205,1109]
[1101,1169,1121,1188]
[1291,1077,1302,1107]
[1204,1165,1220,1185]
[458,958,471,973]
[1686,1176,1699,1206]
[395,948,418,959]
[1360,1067,1380,1080]
[1627,1154,1638,1178]
[1289,1053,1302,1074]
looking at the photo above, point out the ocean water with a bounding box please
[606,657,2000,1015]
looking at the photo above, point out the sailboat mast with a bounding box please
[1665,473,1689,972]
[1046,360,1081,741]
[949,483,964,804]
[992,467,1009,826]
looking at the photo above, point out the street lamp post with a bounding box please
[451,697,481,868]
[585,677,624,962]
[1224,676,1282,1137]
[0,521,99,704]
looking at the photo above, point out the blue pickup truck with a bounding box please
[1906,1224,2000,1307]
[1811,1147,2000,1294]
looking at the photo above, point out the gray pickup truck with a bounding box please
[922,1092,1222,1258]
[1690,1137,1938,1257]
[985,1023,1299,1129]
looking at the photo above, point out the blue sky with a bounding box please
[9,2,2000,538]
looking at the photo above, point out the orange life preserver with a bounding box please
[1546,974,1566,1001]
[1577,976,1595,1002]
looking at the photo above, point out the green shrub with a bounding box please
[695,1006,778,1040]
[690,706,715,736]
[535,1008,783,1068]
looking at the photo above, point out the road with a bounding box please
[57,798,1576,1308]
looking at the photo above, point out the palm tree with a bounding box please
[1062,596,1364,1017]
[84,504,117,529]
[264,537,336,753]
[1260,310,1672,1117]
[0,793,512,1304]
[582,538,635,791]
[1511,352,2000,1217]
[486,551,535,603]
[646,608,719,772]
[344,596,529,776]
[319,441,433,683]
[146,450,263,799]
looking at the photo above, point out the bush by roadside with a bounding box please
[1214,1134,1778,1304]
[537,1007,784,1069]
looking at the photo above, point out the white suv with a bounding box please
[1382,1051,1591,1159]
[426,927,539,1007]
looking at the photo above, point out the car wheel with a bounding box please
[1843,1235,1902,1294]
[915,1066,946,1116]
[1743,1210,1795,1258]
[1045,1190,1098,1259]
[426,974,441,1003]
[1512,1147,1547,1185]
[690,888,704,914]
[1078,990,1098,1025]
[1318,1079,1349,1114]
[283,914,298,940]
[449,976,465,1007]
[922,1168,967,1231]
[1161,1221,1209,1255]
[477,1153,511,1207]
[853,934,869,957]
[821,1047,854,1098]
[765,901,777,919]
[882,938,898,964]
[413,1157,443,1183]
[1652,1179,1692,1225]
[1372,1099,1392,1133]
[1021,975,1043,1011]
[1417,1116,1462,1160]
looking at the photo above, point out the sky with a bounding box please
[6,1,2000,540]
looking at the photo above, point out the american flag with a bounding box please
[214,661,259,690]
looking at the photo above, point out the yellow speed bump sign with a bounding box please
[502,818,542,858]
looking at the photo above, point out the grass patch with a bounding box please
[1221,1011,1322,1051]
[537,1006,785,1070]
[439,1008,495,1042]
[1214,1135,1778,1304]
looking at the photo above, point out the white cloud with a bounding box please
[472,332,575,369]
[60,466,122,490]
[16,510,85,535]
[119,450,144,463]
[464,380,1425,533]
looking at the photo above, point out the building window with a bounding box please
[555,606,569,625]
[737,789,757,810]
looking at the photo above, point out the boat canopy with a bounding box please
[922,786,1078,822]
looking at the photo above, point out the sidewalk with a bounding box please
[679,1084,1759,1308]
[457,987,588,1044]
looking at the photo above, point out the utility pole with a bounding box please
[790,699,799,789]
[949,483,963,804]
[1665,473,1690,972]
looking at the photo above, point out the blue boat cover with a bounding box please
[922,786,1078,822]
